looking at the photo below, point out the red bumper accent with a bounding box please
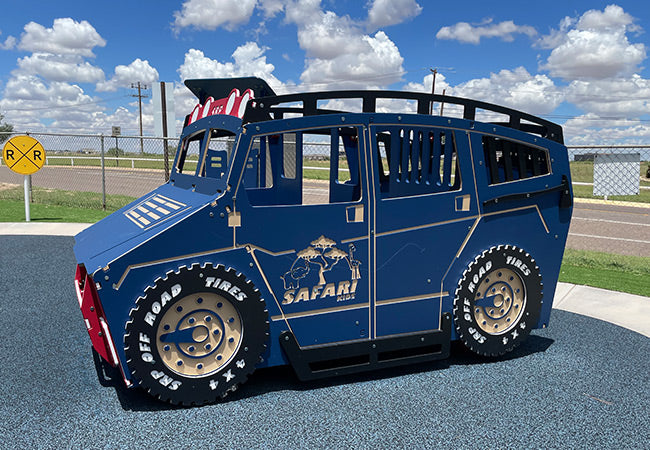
[75,265,119,368]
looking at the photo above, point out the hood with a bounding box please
[74,183,214,274]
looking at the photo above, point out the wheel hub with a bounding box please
[473,268,525,334]
[156,292,242,377]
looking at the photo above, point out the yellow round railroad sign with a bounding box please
[2,135,46,175]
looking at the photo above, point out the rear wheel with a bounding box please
[453,245,543,357]
[124,263,269,405]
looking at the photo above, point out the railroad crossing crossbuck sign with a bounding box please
[2,135,46,175]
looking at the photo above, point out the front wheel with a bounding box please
[453,245,543,357]
[124,263,269,405]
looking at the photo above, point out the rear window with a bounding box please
[482,136,550,185]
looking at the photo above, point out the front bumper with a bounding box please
[75,265,128,384]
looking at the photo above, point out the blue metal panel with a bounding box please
[287,307,370,347]
[376,299,441,336]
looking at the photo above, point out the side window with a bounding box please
[175,131,203,174]
[244,127,362,206]
[482,136,550,185]
[375,127,461,198]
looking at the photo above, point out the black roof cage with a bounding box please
[242,90,563,143]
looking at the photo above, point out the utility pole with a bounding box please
[429,68,437,115]
[131,82,149,153]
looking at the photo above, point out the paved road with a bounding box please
[2,165,649,256]
[1,235,648,448]
[568,201,650,257]
[0,165,164,197]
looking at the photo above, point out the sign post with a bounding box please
[2,135,46,222]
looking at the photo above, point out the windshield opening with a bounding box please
[175,128,237,180]
[198,129,237,179]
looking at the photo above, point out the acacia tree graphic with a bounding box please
[285,236,361,288]
[295,236,338,285]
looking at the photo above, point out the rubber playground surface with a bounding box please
[1,235,648,448]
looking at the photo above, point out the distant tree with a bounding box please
[0,113,13,144]
[107,147,124,157]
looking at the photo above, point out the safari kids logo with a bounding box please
[282,236,361,305]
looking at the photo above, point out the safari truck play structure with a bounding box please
[74,77,573,405]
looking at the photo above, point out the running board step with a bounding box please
[280,313,451,381]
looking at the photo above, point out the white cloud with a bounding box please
[173,0,257,32]
[565,75,650,117]
[96,59,159,92]
[0,35,16,50]
[539,5,646,80]
[16,53,104,83]
[17,18,106,57]
[563,114,650,145]
[259,0,284,18]
[176,43,284,122]
[0,75,104,131]
[283,1,404,89]
[367,0,422,30]
[576,4,639,31]
[403,71,450,94]
[177,43,279,84]
[449,67,563,116]
[436,19,537,44]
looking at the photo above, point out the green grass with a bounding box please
[0,199,111,223]
[0,186,136,218]
[571,184,650,203]
[559,249,650,297]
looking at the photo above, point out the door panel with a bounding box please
[370,125,477,337]
[235,121,372,347]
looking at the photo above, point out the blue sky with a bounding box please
[0,0,649,144]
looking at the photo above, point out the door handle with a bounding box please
[483,175,572,209]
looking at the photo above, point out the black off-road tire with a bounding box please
[453,245,543,357]
[124,263,269,406]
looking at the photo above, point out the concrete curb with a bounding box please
[553,282,649,337]
[1,222,648,337]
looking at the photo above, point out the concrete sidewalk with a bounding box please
[553,282,649,337]
[0,222,91,236]
[1,222,648,337]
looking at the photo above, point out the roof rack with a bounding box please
[243,90,563,143]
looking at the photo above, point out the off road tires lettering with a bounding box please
[453,245,543,357]
[124,263,269,406]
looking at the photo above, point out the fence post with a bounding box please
[164,137,170,182]
[101,134,106,210]
[115,136,119,167]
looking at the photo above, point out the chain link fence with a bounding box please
[568,145,650,200]
[1,131,648,213]
[0,131,178,210]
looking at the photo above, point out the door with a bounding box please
[369,123,478,337]
[235,117,372,347]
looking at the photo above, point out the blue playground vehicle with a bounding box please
[74,77,573,405]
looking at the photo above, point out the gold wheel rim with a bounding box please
[156,292,242,377]
[473,268,525,335]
